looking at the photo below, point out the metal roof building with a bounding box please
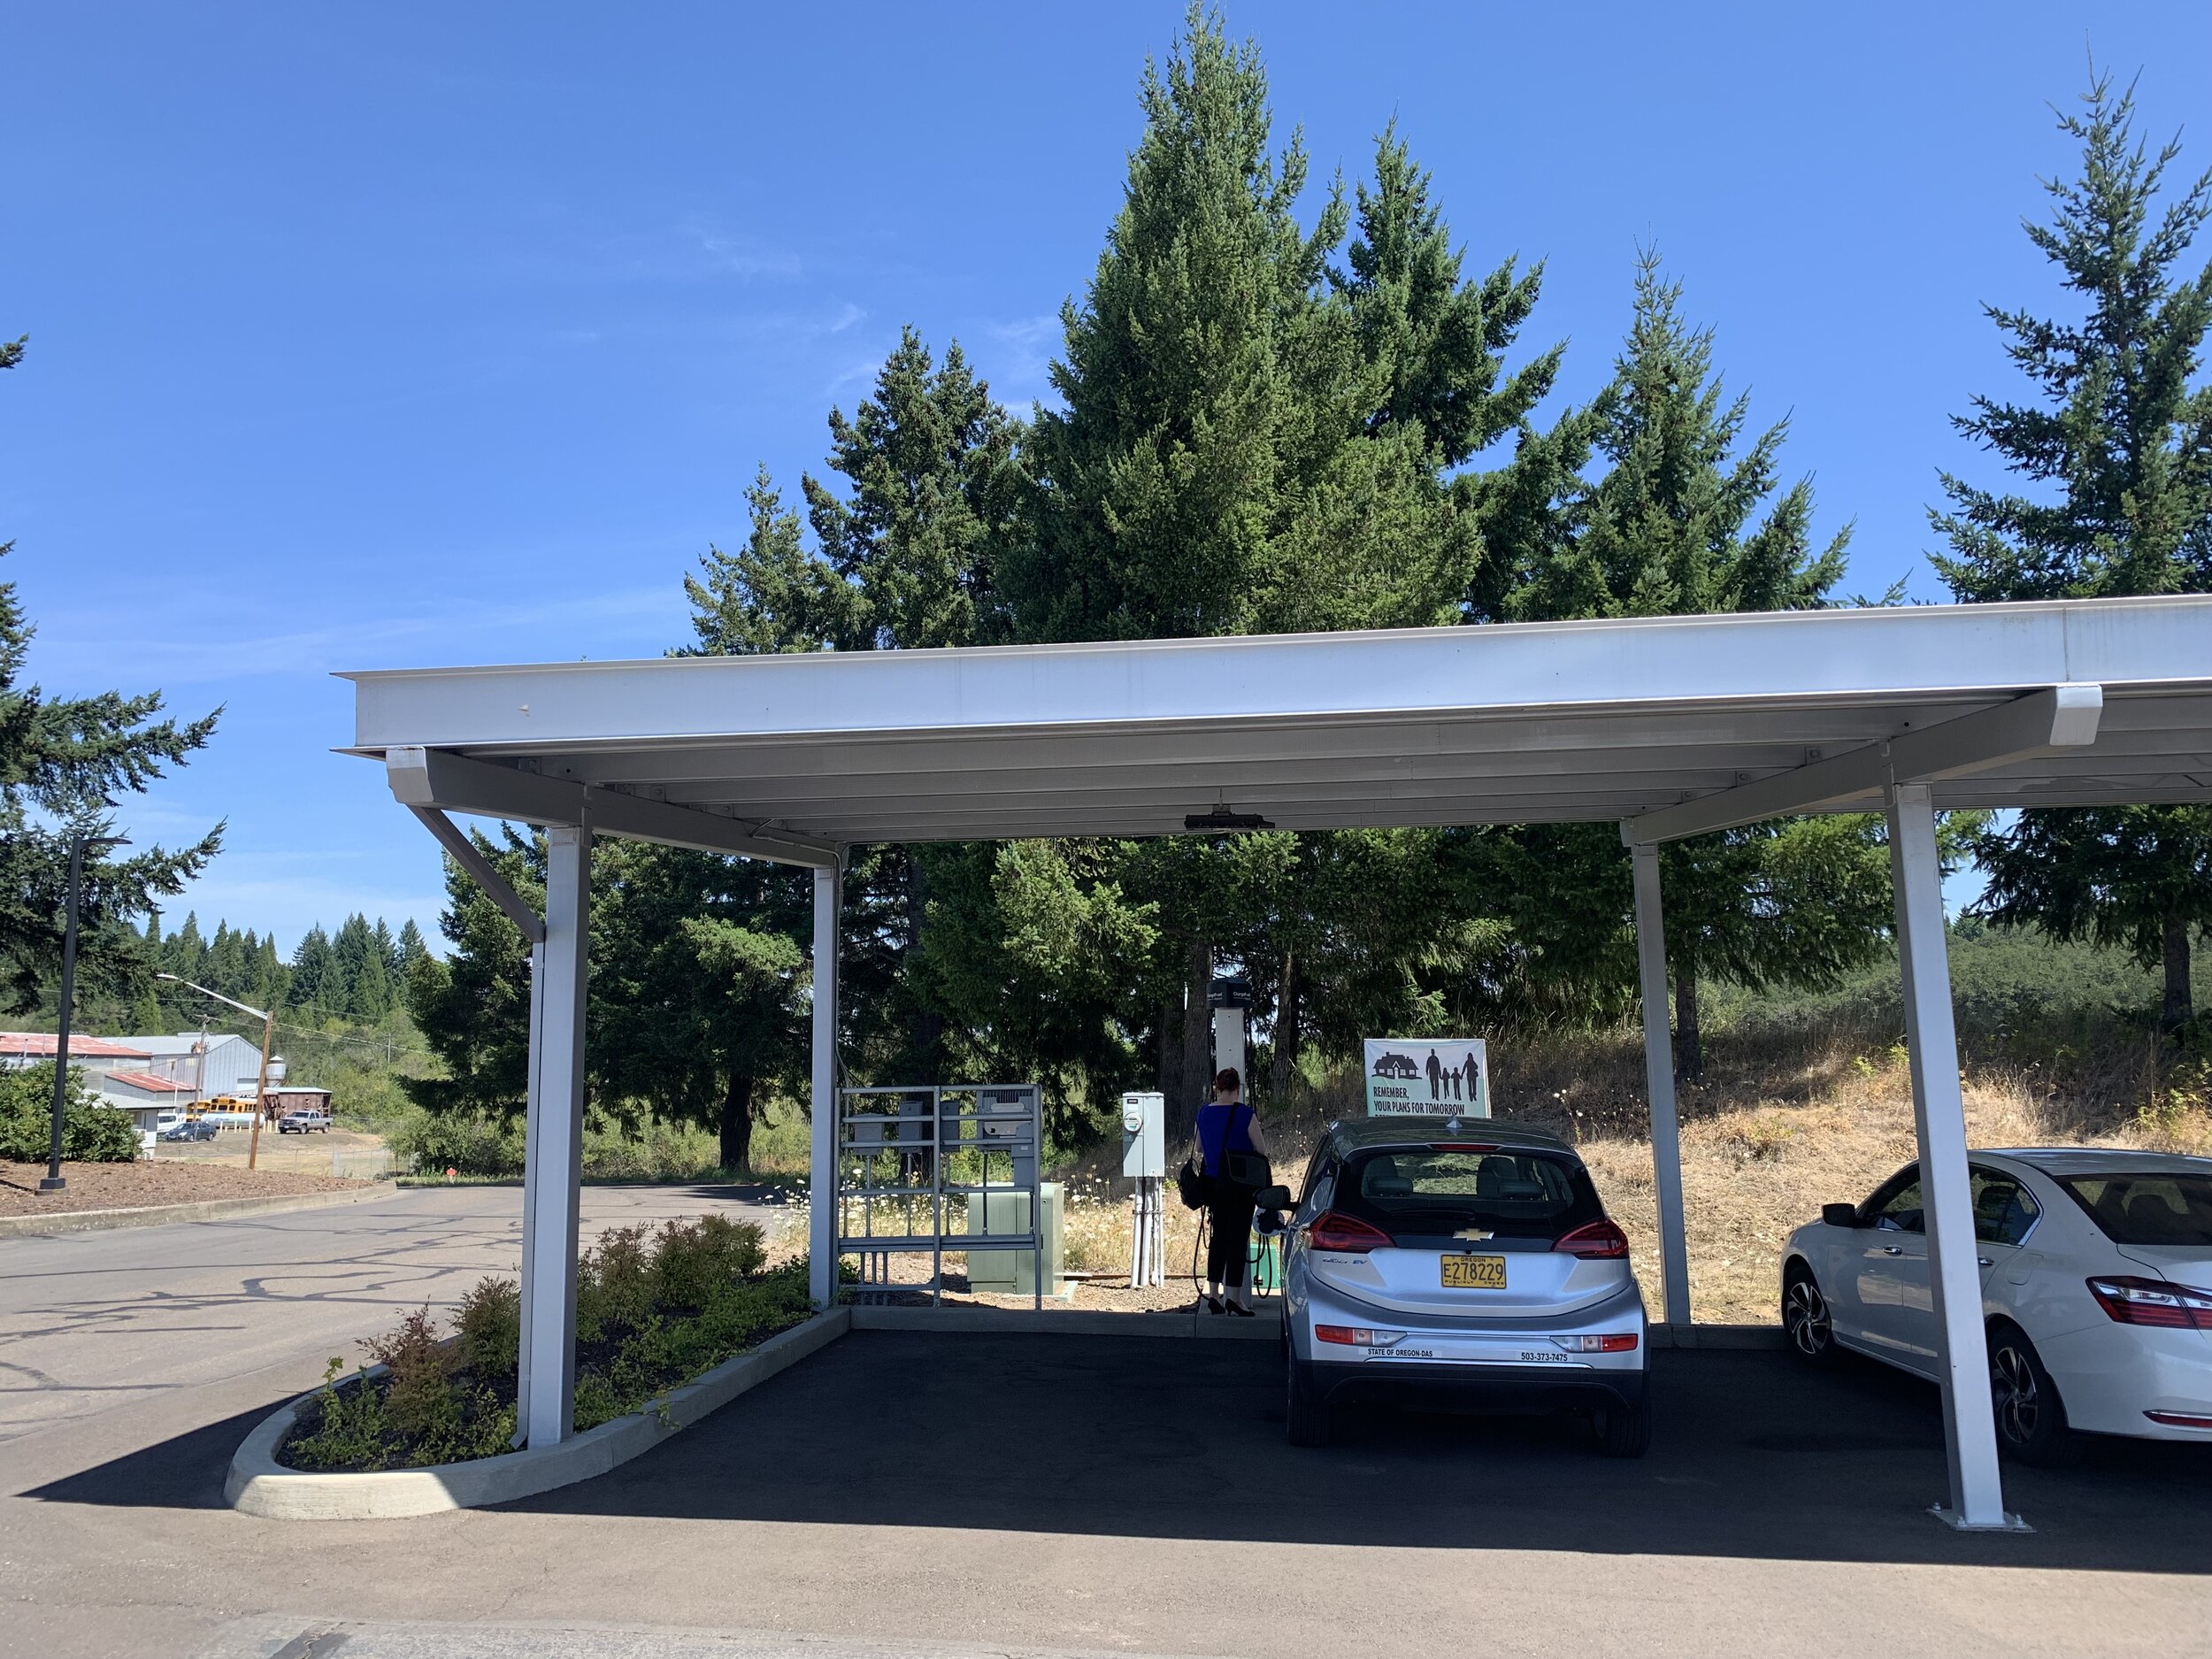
[345,593,2212,1532]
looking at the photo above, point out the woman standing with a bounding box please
[1194,1067,1271,1317]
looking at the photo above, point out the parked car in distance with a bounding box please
[1780,1148,2212,1463]
[277,1110,331,1134]
[157,1118,219,1142]
[1269,1116,1649,1456]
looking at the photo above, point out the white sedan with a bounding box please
[1780,1148,2212,1463]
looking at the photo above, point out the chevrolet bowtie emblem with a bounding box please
[1454,1227,1494,1242]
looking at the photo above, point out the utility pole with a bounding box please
[42,832,129,1194]
[157,974,276,1172]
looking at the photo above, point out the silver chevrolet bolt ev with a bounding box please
[1263,1117,1651,1455]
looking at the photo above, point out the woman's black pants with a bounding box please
[1206,1184,1256,1288]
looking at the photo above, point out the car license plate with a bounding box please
[1440,1255,1506,1289]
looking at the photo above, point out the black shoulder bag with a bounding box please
[1175,1155,1211,1210]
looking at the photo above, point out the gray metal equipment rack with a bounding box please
[834,1083,1044,1309]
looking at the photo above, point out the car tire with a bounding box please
[1285,1359,1333,1448]
[1781,1263,1839,1366]
[1593,1398,1651,1457]
[1987,1321,2082,1467]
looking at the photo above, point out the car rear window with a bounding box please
[1335,1147,1602,1242]
[2057,1173,2212,1247]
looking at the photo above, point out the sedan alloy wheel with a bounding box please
[1783,1272,1834,1363]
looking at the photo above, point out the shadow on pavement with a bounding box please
[511,1331,2212,1571]
[31,1331,2212,1571]
[23,1398,277,1510]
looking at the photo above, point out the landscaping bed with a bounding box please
[280,1214,812,1472]
[0,1159,371,1217]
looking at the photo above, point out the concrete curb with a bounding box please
[0,1183,389,1240]
[850,1302,1281,1340]
[225,1304,852,1519]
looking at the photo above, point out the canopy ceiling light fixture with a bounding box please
[1184,803,1275,832]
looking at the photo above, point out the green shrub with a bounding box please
[454,1275,520,1375]
[0,1063,140,1163]
[280,1217,807,1469]
[389,1108,525,1177]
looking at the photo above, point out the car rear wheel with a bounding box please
[1285,1359,1333,1448]
[1782,1264,1837,1365]
[1592,1399,1650,1458]
[1987,1322,2081,1467]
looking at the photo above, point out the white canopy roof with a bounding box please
[344,595,2212,864]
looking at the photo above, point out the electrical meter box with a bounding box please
[1121,1090,1165,1179]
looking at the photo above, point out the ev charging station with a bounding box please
[357,594,2212,1529]
[1207,974,1252,1087]
[1121,1090,1164,1287]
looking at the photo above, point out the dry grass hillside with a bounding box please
[1056,1014,2212,1325]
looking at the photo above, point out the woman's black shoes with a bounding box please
[1202,1294,1225,1315]
[1224,1301,1256,1318]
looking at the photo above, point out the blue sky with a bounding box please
[7,2,2209,951]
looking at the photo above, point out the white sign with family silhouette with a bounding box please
[1363,1037,1489,1118]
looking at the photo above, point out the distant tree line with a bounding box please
[135,910,430,1029]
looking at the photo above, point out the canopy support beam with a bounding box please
[521,818,591,1449]
[1886,780,2024,1531]
[1624,685,2102,846]
[1628,841,1693,1325]
[809,864,842,1310]
[387,744,839,867]
[405,805,545,944]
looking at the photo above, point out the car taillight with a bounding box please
[1552,1333,1640,1352]
[1308,1210,1394,1253]
[1554,1218,1630,1259]
[2086,1275,2212,1329]
[2145,1409,2212,1429]
[1316,1325,1403,1348]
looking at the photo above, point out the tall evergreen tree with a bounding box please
[1006,4,1479,641]
[287,925,336,1014]
[0,338,221,1012]
[249,933,288,1010]
[207,920,249,1001]
[1515,250,1850,621]
[802,326,1021,650]
[688,331,1036,1088]
[406,836,541,1118]
[1935,72,2212,1028]
[331,913,391,1020]
[1333,120,1560,468]
[591,841,817,1171]
[396,919,430,977]
[1489,252,1876,1075]
[686,467,842,657]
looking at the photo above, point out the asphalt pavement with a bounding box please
[3,1191,2208,1659]
[0,1181,784,1442]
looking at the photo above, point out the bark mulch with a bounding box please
[0,1160,372,1217]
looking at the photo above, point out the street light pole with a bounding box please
[156,974,276,1172]
[42,832,128,1194]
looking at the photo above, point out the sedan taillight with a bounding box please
[1554,1218,1630,1259]
[2086,1275,2212,1329]
[1307,1210,1394,1253]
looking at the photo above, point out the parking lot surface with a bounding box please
[3,1310,2206,1659]
[0,1181,780,1442]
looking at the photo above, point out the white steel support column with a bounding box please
[1628,841,1692,1325]
[809,864,842,1310]
[522,821,590,1450]
[513,939,547,1446]
[1886,781,2020,1531]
